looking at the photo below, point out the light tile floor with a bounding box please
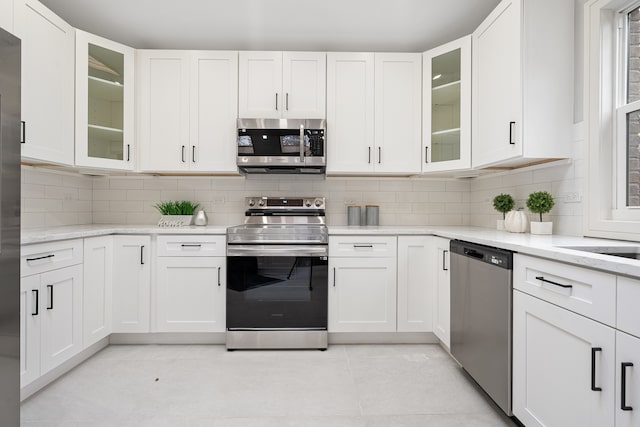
[21,344,516,426]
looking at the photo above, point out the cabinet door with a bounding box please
[423,36,471,172]
[83,236,112,347]
[189,51,238,173]
[397,236,432,332]
[374,53,422,174]
[431,237,451,347]
[238,51,282,119]
[75,30,135,170]
[326,53,375,174]
[14,0,74,165]
[472,0,522,168]
[513,290,615,427]
[616,331,640,427]
[156,257,225,332]
[112,236,151,333]
[40,264,83,375]
[20,275,40,387]
[0,0,13,33]
[329,257,396,333]
[138,50,190,171]
[282,52,326,119]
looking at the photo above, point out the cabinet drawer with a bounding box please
[156,235,225,257]
[329,236,396,258]
[513,254,616,326]
[21,239,83,277]
[617,276,640,338]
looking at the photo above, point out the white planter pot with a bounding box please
[504,210,528,233]
[497,219,505,231]
[530,221,553,235]
[158,215,193,227]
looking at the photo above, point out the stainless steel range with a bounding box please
[226,197,328,350]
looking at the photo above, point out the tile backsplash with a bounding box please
[21,161,584,236]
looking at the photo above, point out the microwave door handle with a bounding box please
[300,124,305,163]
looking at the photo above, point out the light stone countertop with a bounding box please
[21,224,640,278]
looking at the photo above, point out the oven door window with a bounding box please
[237,129,324,157]
[227,256,328,329]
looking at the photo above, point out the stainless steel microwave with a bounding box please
[236,118,326,174]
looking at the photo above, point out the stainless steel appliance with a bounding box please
[450,240,514,416]
[236,119,326,174]
[0,27,22,425]
[226,197,328,349]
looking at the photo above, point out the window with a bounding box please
[585,0,640,240]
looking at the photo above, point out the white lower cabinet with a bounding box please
[112,236,151,333]
[429,237,450,347]
[20,275,41,387]
[513,289,615,427]
[83,236,113,347]
[155,257,225,332]
[397,236,432,332]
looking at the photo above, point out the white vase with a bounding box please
[157,215,193,227]
[496,219,505,231]
[504,210,528,233]
[530,221,553,235]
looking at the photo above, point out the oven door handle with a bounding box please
[227,244,328,257]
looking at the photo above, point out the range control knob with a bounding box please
[247,199,255,207]
[314,199,323,207]
[258,199,266,207]
[305,199,312,207]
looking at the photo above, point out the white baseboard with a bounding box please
[109,332,226,345]
[328,332,438,344]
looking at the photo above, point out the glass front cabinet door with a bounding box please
[422,35,471,172]
[75,30,134,170]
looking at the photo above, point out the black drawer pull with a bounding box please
[140,245,145,265]
[443,250,449,271]
[218,267,221,287]
[591,347,602,392]
[622,362,634,411]
[32,290,39,316]
[47,285,53,310]
[535,276,572,289]
[26,254,55,262]
[333,267,336,287]
[181,244,202,248]
[353,245,373,248]
[509,121,516,145]
[126,144,130,162]
[181,145,186,162]
[21,121,26,144]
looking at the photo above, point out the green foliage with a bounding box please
[154,200,200,215]
[492,193,515,219]
[526,191,555,222]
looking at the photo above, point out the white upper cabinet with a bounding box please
[327,52,421,175]
[75,30,135,170]
[472,0,573,169]
[138,50,238,173]
[238,51,326,119]
[0,0,13,33]
[423,36,471,172]
[14,0,75,166]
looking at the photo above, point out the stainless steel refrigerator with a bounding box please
[0,27,22,426]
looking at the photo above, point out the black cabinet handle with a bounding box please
[46,285,53,310]
[140,245,145,265]
[368,147,371,164]
[425,146,429,163]
[286,93,289,110]
[591,347,602,391]
[181,244,202,248]
[443,250,449,271]
[126,144,130,162]
[378,147,381,164]
[333,267,336,287]
[275,93,278,111]
[21,121,26,144]
[509,121,516,145]
[32,290,39,316]
[192,146,196,163]
[218,267,221,287]
[353,244,373,248]
[181,145,186,162]
[535,276,572,289]
[622,362,634,411]
[26,254,55,262]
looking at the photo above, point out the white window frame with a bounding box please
[585,0,640,240]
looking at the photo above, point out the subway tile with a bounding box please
[127,212,158,225]
[411,180,446,192]
[63,200,92,213]
[22,183,45,199]
[93,212,127,224]
[110,178,144,190]
[429,192,462,203]
[178,179,212,190]
[110,200,144,213]
[346,180,380,192]
[44,186,78,201]
[127,189,162,201]
[444,180,471,192]
[429,214,464,225]
[411,203,446,215]
[92,177,109,189]
[45,212,81,227]
[62,174,93,189]
[144,178,178,190]
[24,198,62,213]
[379,180,413,192]
[532,164,573,183]
[93,189,127,201]
[159,190,196,201]
[79,189,93,201]
[24,170,63,187]
[21,212,46,229]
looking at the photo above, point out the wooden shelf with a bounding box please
[88,124,123,141]
[432,80,460,105]
[88,76,123,102]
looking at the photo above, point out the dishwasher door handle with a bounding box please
[463,248,484,259]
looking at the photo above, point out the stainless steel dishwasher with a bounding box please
[450,240,514,416]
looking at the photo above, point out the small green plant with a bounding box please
[492,194,515,219]
[526,191,555,222]
[154,200,200,215]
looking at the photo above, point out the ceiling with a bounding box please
[39,0,501,52]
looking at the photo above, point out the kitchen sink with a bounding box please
[559,246,640,260]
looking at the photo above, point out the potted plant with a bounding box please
[154,200,200,227]
[492,193,515,230]
[526,191,555,235]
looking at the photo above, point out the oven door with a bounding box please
[226,247,328,330]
